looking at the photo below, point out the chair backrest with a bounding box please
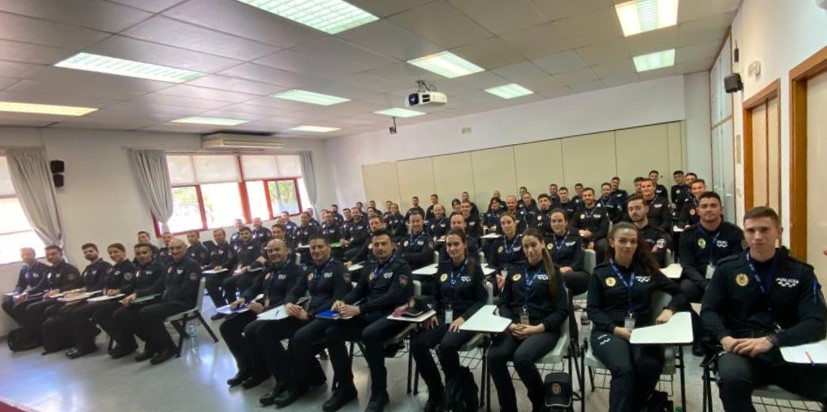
[584,249,596,274]
[413,280,422,297]
[294,252,301,265]
[665,248,675,265]
[485,281,494,304]
[478,251,486,264]
[649,290,671,323]
[195,277,207,311]
[433,251,440,264]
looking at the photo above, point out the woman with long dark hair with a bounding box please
[548,208,590,295]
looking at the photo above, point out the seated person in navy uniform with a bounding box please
[185,230,209,267]
[427,203,450,244]
[438,213,480,263]
[2,247,49,324]
[404,196,425,222]
[670,170,689,211]
[548,209,590,296]
[107,243,164,359]
[230,218,244,249]
[558,187,580,220]
[331,204,344,225]
[345,215,388,269]
[599,182,623,224]
[131,238,201,365]
[203,228,237,317]
[425,194,439,224]
[385,203,407,241]
[503,195,528,233]
[626,194,672,268]
[547,183,562,208]
[411,229,487,412]
[460,200,482,241]
[587,222,686,412]
[648,170,669,200]
[677,179,706,228]
[321,209,342,244]
[342,207,369,262]
[219,239,304,393]
[533,194,554,238]
[483,197,505,234]
[628,178,672,233]
[571,183,584,207]
[137,231,160,259]
[278,212,299,244]
[460,191,480,220]
[701,206,827,411]
[487,213,525,292]
[679,191,744,355]
[156,232,175,267]
[517,192,538,226]
[215,227,264,320]
[252,217,272,244]
[398,211,435,271]
[569,187,610,263]
[609,177,629,222]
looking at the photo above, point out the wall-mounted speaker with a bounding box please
[50,160,64,188]
[724,73,743,93]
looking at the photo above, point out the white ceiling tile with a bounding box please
[368,62,441,85]
[0,111,66,124]
[128,93,230,110]
[449,0,547,35]
[6,79,150,100]
[602,73,640,87]
[519,75,565,94]
[291,37,397,74]
[533,0,612,21]
[0,12,109,49]
[337,20,442,61]
[108,0,187,13]
[637,66,676,81]
[537,86,573,99]
[679,0,741,23]
[492,61,547,82]
[348,0,439,17]
[532,50,586,74]
[569,79,606,93]
[186,75,286,95]
[218,102,301,117]
[337,73,408,94]
[0,90,119,108]
[678,30,724,48]
[499,23,573,59]
[454,71,510,89]
[388,1,492,48]
[552,7,623,48]
[625,27,678,56]
[0,61,48,79]
[576,39,630,65]
[0,77,18,89]
[678,12,735,40]
[451,37,526,70]
[218,63,314,87]
[0,39,74,65]
[552,67,598,85]
[675,58,715,74]
[0,0,151,32]
[591,59,636,78]
[51,119,159,130]
[88,36,241,73]
[238,96,317,112]
[141,123,220,133]
[155,84,258,103]
[29,66,172,92]
[123,16,281,61]
[163,0,322,49]
[676,42,721,63]
[254,50,342,79]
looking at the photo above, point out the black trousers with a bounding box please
[562,270,590,296]
[291,319,336,390]
[410,321,476,394]
[111,303,152,350]
[679,278,706,345]
[717,351,827,412]
[204,272,229,308]
[590,331,664,412]
[219,312,309,383]
[221,274,256,304]
[489,330,560,412]
[22,299,63,341]
[138,302,189,352]
[70,301,119,350]
[2,295,21,323]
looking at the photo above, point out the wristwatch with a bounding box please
[766,334,779,347]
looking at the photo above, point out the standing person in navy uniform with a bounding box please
[587,222,686,412]
[488,228,569,412]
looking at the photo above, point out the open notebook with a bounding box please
[780,339,827,364]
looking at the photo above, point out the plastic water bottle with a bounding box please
[186,322,197,340]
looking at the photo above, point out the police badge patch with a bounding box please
[440,274,448,282]
[605,277,617,287]
[735,273,749,287]
[697,238,706,249]
[512,273,522,282]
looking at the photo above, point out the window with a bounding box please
[0,156,46,264]
[158,154,307,234]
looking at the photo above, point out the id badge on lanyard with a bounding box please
[445,304,453,324]
[705,264,716,279]
[624,311,636,330]
[519,306,530,325]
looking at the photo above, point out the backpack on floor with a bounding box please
[41,316,74,354]
[7,327,38,352]
[443,366,479,412]
[642,390,673,412]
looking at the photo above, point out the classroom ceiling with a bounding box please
[0,0,739,139]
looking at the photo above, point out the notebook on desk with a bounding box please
[781,339,827,364]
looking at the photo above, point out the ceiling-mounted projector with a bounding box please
[406,91,447,107]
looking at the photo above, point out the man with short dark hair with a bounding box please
[385,203,407,241]
[569,188,609,262]
[702,206,827,411]
[670,170,688,211]
[425,194,439,224]
[204,228,237,313]
[609,177,628,220]
[677,179,707,228]
[648,170,669,200]
[548,183,562,208]
[558,187,579,220]
[157,232,175,267]
[631,178,671,232]
[404,196,425,222]
[185,230,209,266]
[627,194,672,267]
[2,247,49,324]
[137,231,160,257]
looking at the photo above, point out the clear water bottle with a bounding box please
[186,322,197,340]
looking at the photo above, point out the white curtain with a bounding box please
[129,149,173,232]
[299,151,318,219]
[7,149,63,246]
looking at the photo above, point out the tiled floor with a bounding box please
[0,315,818,412]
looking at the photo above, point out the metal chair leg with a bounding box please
[197,312,218,342]
[678,345,687,412]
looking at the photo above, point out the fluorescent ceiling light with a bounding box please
[485,83,534,99]
[271,89,350,106]
[373,108,426,118]
[234,0,378,34]
[407,51,485,79]
[290,125,340,132]
[0,101,97,116]
[615,0,679,37]
[171,116,249,126]
[633,49,675,72]
[55,52,207,83]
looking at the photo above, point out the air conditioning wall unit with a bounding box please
[201,133,284,149]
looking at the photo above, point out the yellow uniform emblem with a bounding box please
[735,273,749,287]
[440,274,448,282]
[689,209,696,216]
[698,238,706,249]
[546,243,553,250]
[497,246,504,253]
[403,240,409,247]
[307,273,314,282]
[605,277,617,287]
[512,273,522,282]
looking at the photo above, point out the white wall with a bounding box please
[684,72,713,179]
[728,0,827,242]
[327,75,695,206]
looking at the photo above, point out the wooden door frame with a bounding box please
[789,45,827,260]
[742,79,780,211]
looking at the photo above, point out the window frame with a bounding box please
[0,160,46,264]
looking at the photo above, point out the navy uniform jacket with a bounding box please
[345,257,413,316]
[569,205,610,242]
[701,248,826,347]
[242,260,303,308]
[439,237,480,263]
[230,232,242,249]
[428,217,450,241]
[655,184,669,200]
[235,240,264,269]
[333,212,344,225]
[483,209,503,234]
[283,221,299,244]
[31,260,82,294]
[586,261,686,333]
[425,205,437,224]
[321,221,341,244]
[676,199,700,228]
[253,226,272,244]
[154,257,201,308]
[516,206,537,230]
[465,217,483,241]
[433,258,487,320]
[548,195,562,209]
[625,196,671,232]
[101,260,139,295]
[346,218,370,248]
[81,259,113,291]
[638,223,672,268]
[500,262,569,331]
[398,231,434,270]
[487,234,526,271]
[134,260,165,296]
[186,242,209,266]
[157,247,173,267]
[287,258,350,315]
[12,261,50,293]
[532,208,553,238]
[679,222,744,286]
[208,242,236,269]
[404,206,425,222]
[386,213,408,240]
[547,232,585,271]
[610,190,629,222]
[559,201,580,221]
[597,196,622,223]
[671,184,689,209]
[296,221,321,246]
